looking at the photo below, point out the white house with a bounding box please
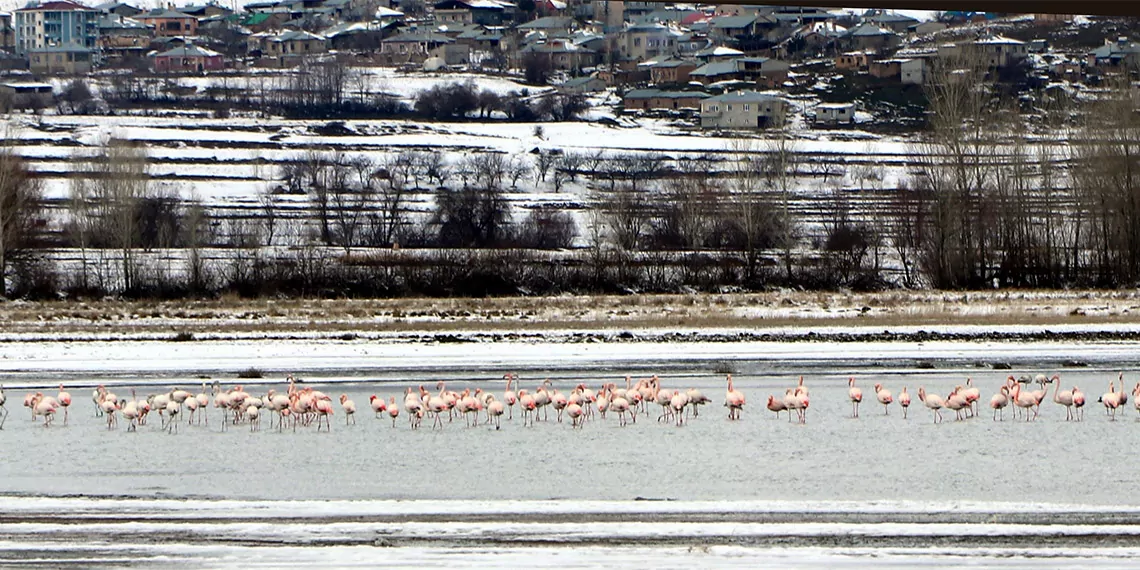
[815,102,854,125]
[901,58,924,84]
[700,90,786,129]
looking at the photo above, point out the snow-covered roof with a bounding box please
[975,34,1024,45]
[155,43,221,57]
[703,90,782,104]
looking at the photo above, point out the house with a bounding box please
[137,8,197,37]
[0,13,15,51]
[1087,37,1140,71]
[557,74,605,93]
[322,21,386,51]
[153,42,223,72]
[0,82,53,110]
[518,39,597,71]
[901,57,925,84]
[98,14,152,64]
[265,29,327,57]
[693,44,743,62]
[649,58,697,84]
[835,50,872,70]
[868,58,902,79]
[432,0,511,26]
[618,22,680,62]
[241,12,289,33]
[623,88,708,111]
[517,16,572,32]
[700,90,786,128]
[909,21,946,36]
[380,30,455,64]
[455,25,502,52]
[863,10,919,33]
[180,4,234,20]
[842,23,899,52]
[972,34,1027,68]
[95,1,141,17]
[689,56,789,87]
[815,102,854,125]
[15,1,99,56]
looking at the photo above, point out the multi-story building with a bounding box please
[15,0,100,73]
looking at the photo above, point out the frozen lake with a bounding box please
[3,338,1140,567]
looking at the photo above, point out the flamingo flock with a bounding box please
[2,371,1136,433]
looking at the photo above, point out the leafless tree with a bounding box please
[0,139,44,296]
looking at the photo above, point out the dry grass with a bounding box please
[0,290,1137,337]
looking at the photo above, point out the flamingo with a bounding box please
[567,402,585,428]
[874,383,892,415]
[487,395,505,429]
[122,399,139,432]
[766,394,787,419]
[990,386,1009,421]
[57,384,72,425]
[610,390,631,427]
[898,386,911,419]
[945,386,968,421]
[340,394,356,425]
[1072,386,1085,421]
[165,400,179,433]
[781,389,797,423]
[387,396,400,427]
[847,377,863,418]
[98,397,116,429]
[1100,377,1122,420]
[670,390,688,426]
[370,395,386,417]
[962,378,980,417]
[518,389,537,427]
[503,373,518,420]
[35,394,59,427]
[314,397,334,431]
[686,388,710,417]
[1051,375,1074,420]
[534,381,553,422]
[91,385,105,417]
[1010,382,1039,422]
[595,386,610,419]
[724,374,745,420]
[247,405,261,431]
[917,386,944,424]
[195,384,210,425]
[793,381,809,424]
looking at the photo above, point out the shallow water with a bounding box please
[3,343,1140,567]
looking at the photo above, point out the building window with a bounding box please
[743,104,750,110]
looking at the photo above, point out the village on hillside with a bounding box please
[0,1,1132,130]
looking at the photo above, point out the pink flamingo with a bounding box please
[567,402,585,429]
[874,383,892,415]
[387,396,400,427]
[990,386,1009,421]
[1051,376,1074,421]
[917,387,944,424]
[610,389,631,427]
[670,390,688,426]
[487,395,505,429]
[369,395,386,417]
[596,385,611,419]
[724,374,745,420]
[793,382,810,424]
[314,397,334,431]
[961,378,980,417]
[518,389,538,427]
[686,388,710,417]
[1072,386,1085,421]
[945,387,968,421]
[57,385,71,425]
[781,389,797,422]
[1010,382,1039,422]
[1101,378,1122,420]
[340,394,356,425]
[847,377,863,418]
[766,394,787,419]
[898,386,911,419]
[503,373,518,420]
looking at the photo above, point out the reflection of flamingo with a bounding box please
[917,387,943,424]
[724,375,745,420]
[847,377,862,418]
[898,386,911,419]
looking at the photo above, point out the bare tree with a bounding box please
[0,141,44,296]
